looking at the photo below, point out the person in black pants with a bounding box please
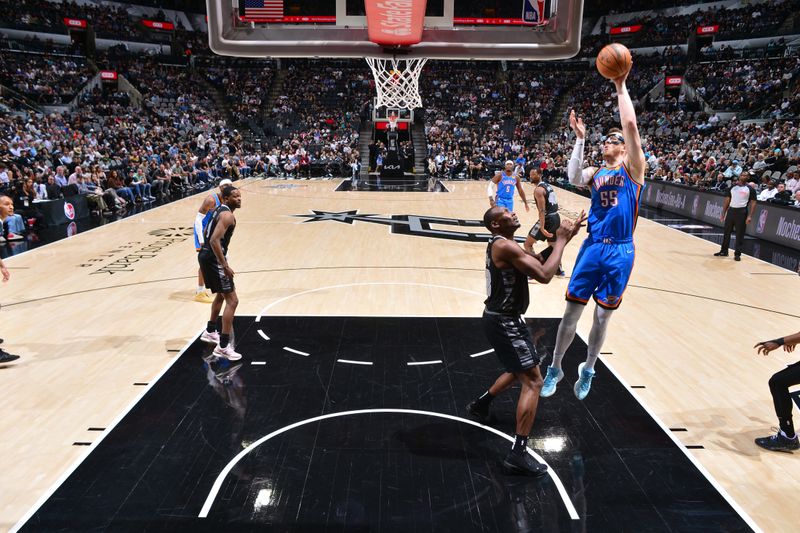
[753,332,800,452]
[714,173,756,261]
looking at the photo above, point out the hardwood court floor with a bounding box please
[1,178,798,532]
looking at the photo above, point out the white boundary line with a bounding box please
[9,328,205,533]
[257,329,270,341]
[469,348,494,358]
[251,361,267,366]
[407,360,443,366]
[197,408,579,520]
[337,359,374,366]
[588,333,763,533]
[282,347,309,357]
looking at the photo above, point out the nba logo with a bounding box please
[64,202,76,220]
[757,209,768,234]
[522,0,546,25]
[692,195,699,216]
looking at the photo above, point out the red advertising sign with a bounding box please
[63,18,88,29]
[696,25,719,34]
[100,71,118,81]
[375,121,409,130]
[365,0,427,46]
[142,20,175,31]
[665,76,683,86]
[610,24,642,34]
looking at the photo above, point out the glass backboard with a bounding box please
[206,0,583,61]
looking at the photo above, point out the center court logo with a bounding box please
[293,210,527,243]
[64,202,75,220]
[757,209,768,234]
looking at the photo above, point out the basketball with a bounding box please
[596,43,632,80]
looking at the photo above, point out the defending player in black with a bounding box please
[467,205,585,476]
[198,185,243,361]
[753,332,800,452]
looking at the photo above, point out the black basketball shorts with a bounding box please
[198,249,235,294]
[482,310,540,373]
[528,213,561,242]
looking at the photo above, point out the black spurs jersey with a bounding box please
[202,204,236,255]
[484,235,529,314]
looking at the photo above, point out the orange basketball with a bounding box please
[596,43,632,80]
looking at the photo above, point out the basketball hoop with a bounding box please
[366,57,427,109]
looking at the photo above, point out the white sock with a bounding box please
[552,302,585,371]
[585,305,614,372]
[196,286,205,293]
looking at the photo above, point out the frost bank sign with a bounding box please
[642,181,800,250]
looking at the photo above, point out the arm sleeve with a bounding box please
[194,212,206,244]
[567,139,591,186]
[487,180,496,198]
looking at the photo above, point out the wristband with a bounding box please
[774,337,786,346]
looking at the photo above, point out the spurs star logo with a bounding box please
[293,210,527,243]
[148,227,195,238]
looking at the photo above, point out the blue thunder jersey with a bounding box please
[587,164,643,242]
[496,172,518,201]
[203,192,222,227]
[194,192,221,250]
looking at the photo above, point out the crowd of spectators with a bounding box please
[204,64,275,128]
[262,61,371,177]
[594,0,800,49]
[687,56,800,112]
[0,49,90,104]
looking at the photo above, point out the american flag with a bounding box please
[243,0,284,19]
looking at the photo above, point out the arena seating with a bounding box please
[1,0,800,229]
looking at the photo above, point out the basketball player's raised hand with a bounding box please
[755,340,781,355]
[569,110,585,139]
[570,210,588,238]
[556,210,587,242]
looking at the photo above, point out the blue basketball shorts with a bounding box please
[566,239,635,310]
[495,197,514,211]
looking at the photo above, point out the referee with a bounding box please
[714,173,756,261]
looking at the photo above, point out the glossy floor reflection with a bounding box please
[21,317,750,532]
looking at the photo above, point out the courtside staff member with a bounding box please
[714,173,756,261]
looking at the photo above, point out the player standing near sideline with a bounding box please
[488,161,530,213]
[199,185,242,361]
[524,168,565,278]
[466,205,586,476]
[541,67,646,401]
[753,334,800,452]
[193,179,233,303]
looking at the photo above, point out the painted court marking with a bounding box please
[283,347,310,357]
[337,359,374,366]
[407,360,443,366]
[198,408,580,520]
[469,348,494,358]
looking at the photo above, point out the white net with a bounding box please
[365,57,427,109]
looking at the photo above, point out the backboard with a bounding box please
[206,0,583,61]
